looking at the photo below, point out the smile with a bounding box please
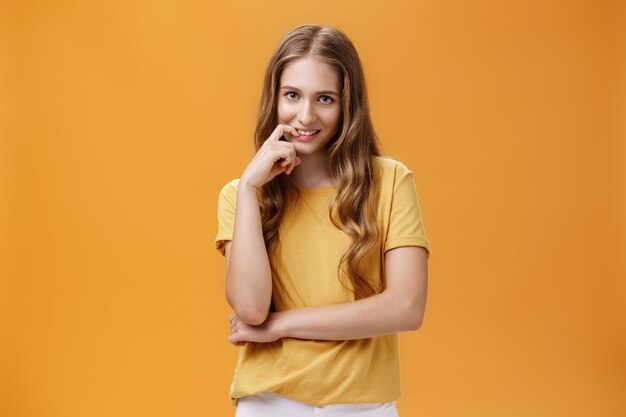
[295,130,320,141]
[297,129,320,136]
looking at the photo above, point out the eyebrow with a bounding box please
[280,86,340,97]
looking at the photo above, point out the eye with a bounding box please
[319,95,334,104]
[285,91,299,100]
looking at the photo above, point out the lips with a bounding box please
[295,130,320,141]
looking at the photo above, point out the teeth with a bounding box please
[298,129,318,136]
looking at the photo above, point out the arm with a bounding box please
[225,181,272,325]
[228,246,429,344]
[223,125,303,326]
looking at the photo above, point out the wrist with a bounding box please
[269,311,290,339]
[238,177,259,192]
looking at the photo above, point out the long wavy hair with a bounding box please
[254,24,384,300]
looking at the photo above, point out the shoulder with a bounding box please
[372,156,418,201]
[218,178,240,200]
[372,155,414,179]
[220,178,240,192]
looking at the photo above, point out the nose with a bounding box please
[298,99,316,126]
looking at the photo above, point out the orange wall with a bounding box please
[1,1,625,416]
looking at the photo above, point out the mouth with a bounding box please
[294,129,320,141]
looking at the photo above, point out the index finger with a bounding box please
[269,124,300,141]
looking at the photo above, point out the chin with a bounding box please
[292,142,321,155]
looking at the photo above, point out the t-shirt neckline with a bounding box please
[289,178,336,195]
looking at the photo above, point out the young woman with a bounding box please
[215,24,431,416]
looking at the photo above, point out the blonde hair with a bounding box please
[255,24,384,301]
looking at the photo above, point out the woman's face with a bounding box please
[277,56,342,158]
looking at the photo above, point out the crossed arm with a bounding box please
[225,242,429,345]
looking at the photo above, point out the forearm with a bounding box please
[226,181,272,325]
[271,290,421,340]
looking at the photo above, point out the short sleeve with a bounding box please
[383,164,432,256]
[214,179,238,256]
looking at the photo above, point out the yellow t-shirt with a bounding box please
[214,156,431,407]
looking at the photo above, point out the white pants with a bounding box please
[235,391,400,417]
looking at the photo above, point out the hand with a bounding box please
[239,124,303,189]
[228,312,283,346]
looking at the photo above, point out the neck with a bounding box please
[290,152,334,187]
